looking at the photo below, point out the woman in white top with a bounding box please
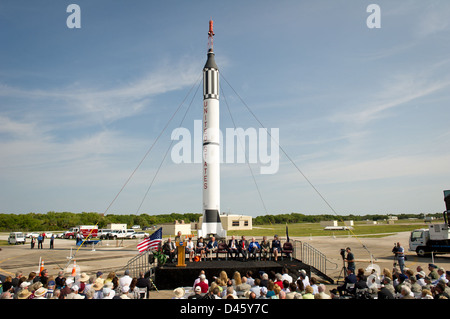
[186,237,195,262]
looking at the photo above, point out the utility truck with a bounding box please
[63,225,98,239]
[409,190,450,257]
[105,224,129,239]
[109,229,135,239]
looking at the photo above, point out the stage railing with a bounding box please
[123,249,155,280]
[296,240,335,275]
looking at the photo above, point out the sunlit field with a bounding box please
[227,219,434,239]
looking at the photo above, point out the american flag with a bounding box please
[137,227,162,253]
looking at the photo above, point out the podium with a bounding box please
[176,241,186,267]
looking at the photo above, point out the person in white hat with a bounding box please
[66,284,85,299]
[20,281,31,289]
[120,285,131,299]
[103,282,115,299]
[92,278,104,299]
[78,273,90,294]
[65,277,74,288]
[17,289,32,299]
[172,287,185,299]
[33,287,48,299]
[13,281,31,299]
[188,286,203,299]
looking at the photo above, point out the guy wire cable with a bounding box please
[220,72,373,256]
[135,76,202,215]
[112,77,202,278]
[66,73,203,267]
[220,84,269,216]
[108,72,201,278]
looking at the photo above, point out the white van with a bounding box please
[8,232,26,245]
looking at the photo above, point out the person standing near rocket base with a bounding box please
[198,20,227,240]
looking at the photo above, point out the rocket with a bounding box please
[198,20,227,239]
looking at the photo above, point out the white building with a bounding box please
[197,214,253,232]
[161,220,192,237]
[106,223,127,230]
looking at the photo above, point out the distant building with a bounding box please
[320,221,338,227]
[107,223,127,230]
[197,214,253,232]
[161,220,192,237]
[320,220,353,230]
[220,214,252,231]
[387,216,398,225]
[424,216,435,223]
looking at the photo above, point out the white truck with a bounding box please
[409,190,450,257]
[8,232,26,245]
[109,229,135,239]
[105,224,129,239]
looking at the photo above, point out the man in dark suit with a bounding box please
[206,236,218,260]
[163,238,176,263]
[136,271,152,299]
[227,235,239,260]
[337,269,357,297]
[239,235,249,261]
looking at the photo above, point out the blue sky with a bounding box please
[1,1,449,217]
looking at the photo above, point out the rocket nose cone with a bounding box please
[204,50,218,70]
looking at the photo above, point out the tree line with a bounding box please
[0,211,442,232]
[0,212,202,232]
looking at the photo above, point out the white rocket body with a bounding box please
[198,49,226,239]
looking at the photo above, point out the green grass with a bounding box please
[227,220,429,239]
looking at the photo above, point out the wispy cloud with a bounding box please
[352,78,449,124]
[307,154,450,185]
[0,58,200,189]
[330,60,450,125]
[0,58,200,126]
[415,2,450,37]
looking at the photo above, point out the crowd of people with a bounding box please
[1,260,449,300]
[172,261,450,300]
[333,242,450,299]
[0,268,153,299]
[173,267,324,300]
[335,262,450,299]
